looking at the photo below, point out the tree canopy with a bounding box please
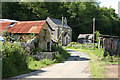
[2,2,120,41]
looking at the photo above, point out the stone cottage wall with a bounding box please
[38,24,51,50]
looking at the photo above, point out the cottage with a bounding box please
[77,34,93,44]
[98,35,120,56]
[46,17,72,46]
[1,21,52,51]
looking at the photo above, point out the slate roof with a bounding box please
[46,17,71,30]
[7,21,46,34]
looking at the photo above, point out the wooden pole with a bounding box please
[93,18,95,49]
[61,17,64,46]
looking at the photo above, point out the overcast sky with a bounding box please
[99,0,120,14]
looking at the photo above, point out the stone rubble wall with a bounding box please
[33,52,59,61]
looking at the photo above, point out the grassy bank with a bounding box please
[2,43,70,78]
[66,42,118,78]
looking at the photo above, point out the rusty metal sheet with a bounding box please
[0,22,12,33]
[15,22,25,33]
[17,23,28,33]
[35,26,42,33]
[9,21,46,34]
[28,26,38,33]
[23,23,32,33]
[10,23,20,33]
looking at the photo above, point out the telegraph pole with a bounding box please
[93,18,95,49]
[61,16,64,46]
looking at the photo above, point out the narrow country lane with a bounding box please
[12,49,90,78]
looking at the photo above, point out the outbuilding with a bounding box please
[98,35,120,56]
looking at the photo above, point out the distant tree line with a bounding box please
[2,2,120,41]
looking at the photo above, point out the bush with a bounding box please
[51,44,70,63]
[94,31,100,43]
[2,42,31,78]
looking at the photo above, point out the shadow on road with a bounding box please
[67,49,78,52]
[67,56,90,61]
[10,70,46,79]
[66,49,90,61]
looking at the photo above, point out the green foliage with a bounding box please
[94,31,100,43]
[2,2,38,20]
[51,44,70,63]
[2,2,120,41]
[30,47,42,54]
[2,42,31,78]
[28,59,53,70]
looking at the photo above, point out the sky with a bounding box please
[99,0,120,14]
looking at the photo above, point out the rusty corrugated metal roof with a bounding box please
[8,21,46,34]
[0,22,12,33]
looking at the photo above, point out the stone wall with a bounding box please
[33,52,59,61]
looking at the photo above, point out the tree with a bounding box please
[2,2,120,41]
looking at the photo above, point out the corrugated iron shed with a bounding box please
[8,21,46,34]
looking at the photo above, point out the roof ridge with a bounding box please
[47,17,71,28]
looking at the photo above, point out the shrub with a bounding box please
[51,44,70,63]
[2,42,30,78]
[94,31,100,43]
